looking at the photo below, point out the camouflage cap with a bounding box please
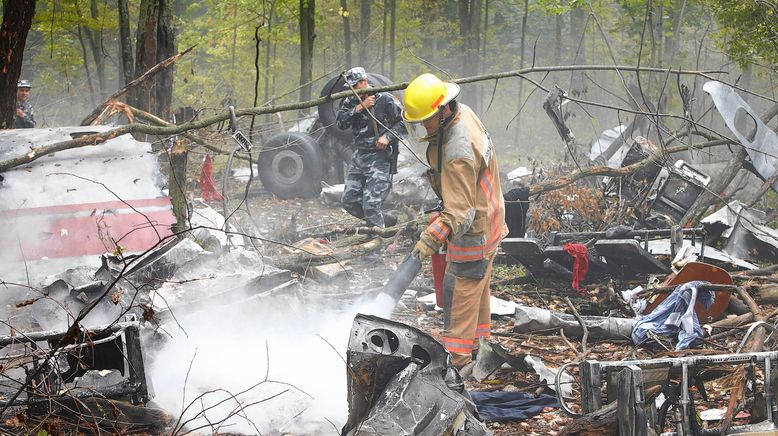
[344,67,367,87]
[17,80,31,89]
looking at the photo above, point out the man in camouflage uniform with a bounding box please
[14,80,35,128]
[336,67,407,228]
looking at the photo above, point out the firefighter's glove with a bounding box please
[413,240,436,261]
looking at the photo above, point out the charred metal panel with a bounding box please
[0,320,152,408]
[578,352,778,435]
[343,314,489,436]
[594,239,669,276]
[649,161,710,223]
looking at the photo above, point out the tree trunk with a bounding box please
[358,0,370,67]
[131,0,175,120]
[75,24,97,106]
[381,0,387,75]
[118,0,134,87]
[169,139,188,234]
[0,0,35,129]
[230,3,238,73]
[514,0,528,143]
[264,0,276,123]
[459,0,481,110]
[555,13,562,64]
[570,6,586,64]
[388,0,395,80]
[86,0,107,96]
[132,0,160,113]
[299,0,315,105]
[665,0,687,65]
[340,0,352,67]
[81,45,193,126]
[155,0,176,120]
[569,6,587,96]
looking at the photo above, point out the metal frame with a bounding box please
[0,320,151,408]
[574,351,778,434]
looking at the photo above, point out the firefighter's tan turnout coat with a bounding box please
[418,103,508,367]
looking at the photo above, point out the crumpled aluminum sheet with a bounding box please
[704,81,778,192]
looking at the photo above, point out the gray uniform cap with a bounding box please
[17,80,31,89]
[344,67,367,87]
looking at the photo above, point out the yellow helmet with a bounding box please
[402,73,460,122]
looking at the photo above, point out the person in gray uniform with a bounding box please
[14,79,35,128]
[336,67,407,228]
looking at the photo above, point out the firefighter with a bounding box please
[403,73,507,368]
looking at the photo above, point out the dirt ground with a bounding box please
[233,187,768,436]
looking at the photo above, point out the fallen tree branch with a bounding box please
[0,126,133,172]
[80,45,196,126]
[0,65,742,177]
[124,103,247,160]
[271,237,382,271]
[527,139,730,195]
[719,287,766,434]
[296,215,426,241]
[563,296,590,360]
[733,264,778,277]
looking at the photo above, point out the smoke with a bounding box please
[149,284,397,435]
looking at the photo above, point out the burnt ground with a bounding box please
[235,189,769,436]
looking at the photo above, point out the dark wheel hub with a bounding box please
[271,150,304,184]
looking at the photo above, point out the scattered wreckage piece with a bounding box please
[0,127,176,284]
[0,319,157,432]
[648,160,711,223]
[644,261,733,324]
[152,269,302,324]
[502,227,708,281]
[343,314,490,436]
[572,351,778,435]
[646,239,757,271]
[593,239,668,276]
[472,339,574,397]
[417,293,518,317]
[279,237,353,280]
[705,81,778,194]
[702,200,778,263]
[472,339,528,382]
[592,82,658,167]
[543,87,576,146]
[102,236,195,287]
[552,226,706,259]
[501,238,565,279]
[514,305,634,340]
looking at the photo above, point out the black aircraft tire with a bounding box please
[317,73,397,142]
[258,132,323,199]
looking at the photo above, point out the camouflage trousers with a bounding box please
[342,149,392,227]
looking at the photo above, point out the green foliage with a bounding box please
[10,0,774,162]
[704,0,778,68]
[21,0,124,123]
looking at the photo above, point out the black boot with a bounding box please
[382,212,398,227]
